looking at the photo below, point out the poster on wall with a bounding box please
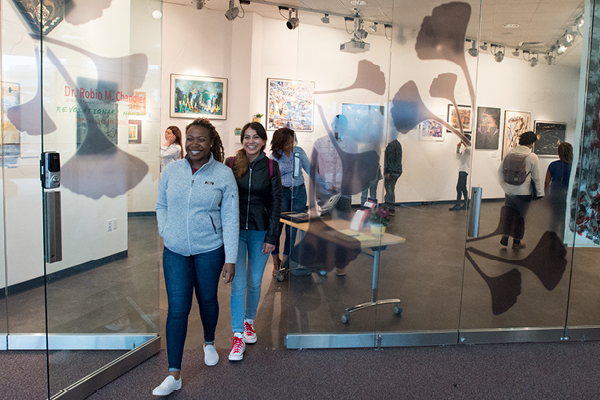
[267,78,314,131]
[170,74,227,119]
[1,82,20,165]
[341,103,385,143]
[447,104,472,133]
[418,119,444,141]
[128,120,142,144]
[502,110,531,159]
[475,107,500,150]
[534,121,566,157]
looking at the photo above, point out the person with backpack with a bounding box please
[226,122,282,362]
[498,131,543,249]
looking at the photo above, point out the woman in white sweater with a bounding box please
[160,125,183,172]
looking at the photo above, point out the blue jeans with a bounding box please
[231,230,269,332]
[272,183,307,257]
[163,245,224,371]
[361,179,379,204]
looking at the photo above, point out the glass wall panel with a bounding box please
[459,1,584,335]
[565,1,600,334]
[369,0,479,340]
[285,6,391,344]
[2,0,162,397]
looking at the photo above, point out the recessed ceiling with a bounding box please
[165,0,586,66]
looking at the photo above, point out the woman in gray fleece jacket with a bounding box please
[153,118,239,397]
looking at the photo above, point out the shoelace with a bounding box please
[244,322,255,336]
[231,337,244,353]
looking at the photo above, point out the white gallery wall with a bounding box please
[161,5,581,204]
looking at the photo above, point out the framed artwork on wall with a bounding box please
[2,81,21,145]
[502,110,531,159]
[534,121,566,156]
[475,106,501,150]
[447,104,472,133]
[128,119,142,144]
[267,78,314,131]
[418,119,444,141]
[170,74,227,119]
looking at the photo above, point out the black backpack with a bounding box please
[502,153,530,185]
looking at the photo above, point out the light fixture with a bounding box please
[577,15,584,28]
[225,0,239,21]
[152,10,162,19]
[529,55,538,67]
[556,44,567,55]
[353,17,368,40]
[369,22,378,32]
[545,51,555,65]
[286,8,299,30]
[467,40,478,57]
[480,42,488,51]
[493,46,504,63]
[512,48,520,57]
[321,14,329,24]
[195,0,205,9]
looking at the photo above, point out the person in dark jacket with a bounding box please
[226,122,282,362]
[384,139,403,215]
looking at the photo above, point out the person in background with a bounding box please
[360,166,382,205]
[313,114,353,218]
[160,126,183,172]
[545,142,573,236]
[226,122,282,362]
[498,131,543,250]
[383,139,403,216]
[449,133,472,211]
[269,127,329,276]
[153,118,238,396]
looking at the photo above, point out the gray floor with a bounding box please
[1,200,600,398]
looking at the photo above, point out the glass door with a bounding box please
[2,0,162,397]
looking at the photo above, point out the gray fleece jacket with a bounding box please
[156,154,239,263]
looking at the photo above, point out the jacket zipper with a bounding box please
[187,176,195,254]
[246,166,252,230]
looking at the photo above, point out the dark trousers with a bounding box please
[163,246,225,371]
[456,171,468,205]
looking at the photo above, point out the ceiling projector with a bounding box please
[340,39,370,53]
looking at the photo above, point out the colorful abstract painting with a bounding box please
[475,107,500,150]
[447,104,471,133]
[419,119,444,141]
[502,111,531,159]
[267,78,314,131]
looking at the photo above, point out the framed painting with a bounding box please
[170,74,227,119]
[534,121,566,157]
[341,103,385,143]
[447,104,472,133]
[475,106,500,150]
[2,81,21,145]
[128,119,142,144]
[419,119,444,141]
[502,110,531,159]
[267,78,314,131]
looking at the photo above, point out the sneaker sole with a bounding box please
[228,354,244,362]
[243,335,257,344]
[205,358,219,366]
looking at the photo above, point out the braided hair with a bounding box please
[185,117,225,163]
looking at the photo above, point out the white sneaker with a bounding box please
[243,321,257,344]
[228,335,245,361]
[152,375,182,396]
[203,343,219,366]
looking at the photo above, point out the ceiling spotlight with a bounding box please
[494,47,504,63]
[195,0,205,9]
[480,42,488,51]
[353,17,368,40]
[545,51,555,65]
[512,48,520,57]
[577,16,584,28]
[557,44,567,55]
[287,8,299,30]
[225,0,239,21]
[321,14,329,24]
[369,22,378,32]
[529,55,538,67]
[467,40,478,57]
